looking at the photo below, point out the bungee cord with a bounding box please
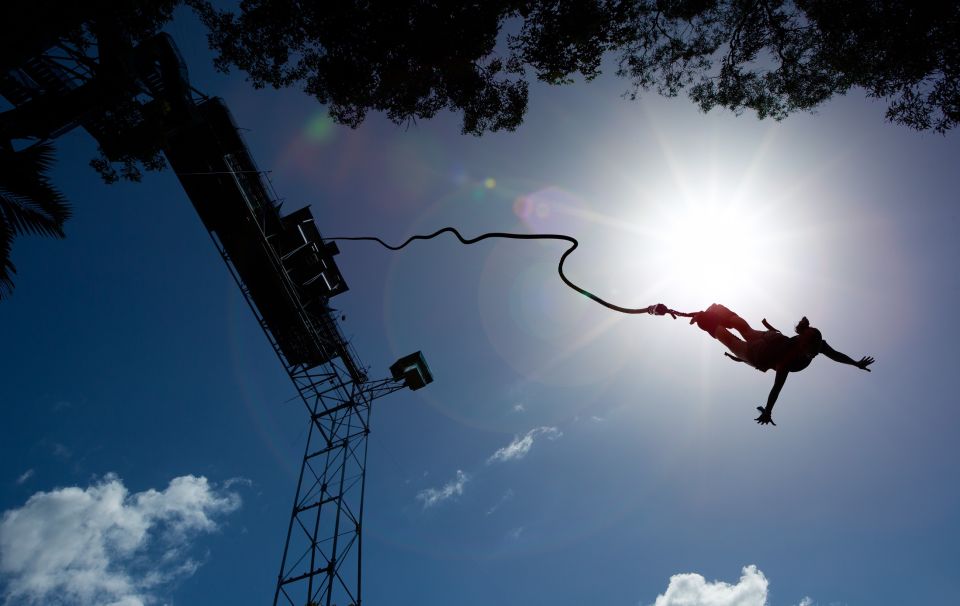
[173,168,699,320]
[173,168,698,321]
[327,227,697,320]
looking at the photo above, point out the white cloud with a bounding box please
[487,426,562,464]
[0,474,242,606]
[416,470,469,509]
[512,404,526,413]
[797,598,813,606]
[485,489,515,515]
[650,565,769,606]
[15,470,34,485]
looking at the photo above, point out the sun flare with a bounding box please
[617,177,796,310]
[656,203,768,302]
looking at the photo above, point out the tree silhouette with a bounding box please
[0,142,71,299]
[0,1,178,295]
[0,1,180,184]
[1,1,958,297]
[194,0,959,135]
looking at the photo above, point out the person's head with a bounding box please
[795,316,822,350]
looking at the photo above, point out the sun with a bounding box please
[616,175,796,311]
[655,202,768,302]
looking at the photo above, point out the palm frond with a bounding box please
[0,141,72,300]
[0,220,15,299]
[0,142,72,238]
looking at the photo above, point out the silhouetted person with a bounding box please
[692,304,874,426]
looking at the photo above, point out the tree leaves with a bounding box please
[196,0,960,134]
[0,142,72,299]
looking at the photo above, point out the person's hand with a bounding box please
[755,406,776,426]
[856,356,875,371]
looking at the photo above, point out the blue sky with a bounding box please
[2,7,960,606]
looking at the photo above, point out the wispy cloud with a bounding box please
[14,470,34,485]
[0,473,242,606]
[223,477,253,490]
[416,470,469,509]
[417,426,561,512]
[487,426,562,464]
[650,565,768,606]
[512,403,526,413]
[485,489,515,515]
[506,527,523,540]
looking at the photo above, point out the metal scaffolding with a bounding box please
[207,205,424,606]
[200,160,427,606]
[2,27,432,606]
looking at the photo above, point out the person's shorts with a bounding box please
[746,331,790,372]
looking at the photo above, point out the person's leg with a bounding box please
[706,304,765,341]
[713,326,750,360]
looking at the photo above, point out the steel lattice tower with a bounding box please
[272,359,411,606]
[1,25,432,606]
[177,110,433,606]
[211,229,418,606]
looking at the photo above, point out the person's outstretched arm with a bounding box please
[756,368,788,426]
[820,341,874,371]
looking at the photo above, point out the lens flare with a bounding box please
[305,112,335,143]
